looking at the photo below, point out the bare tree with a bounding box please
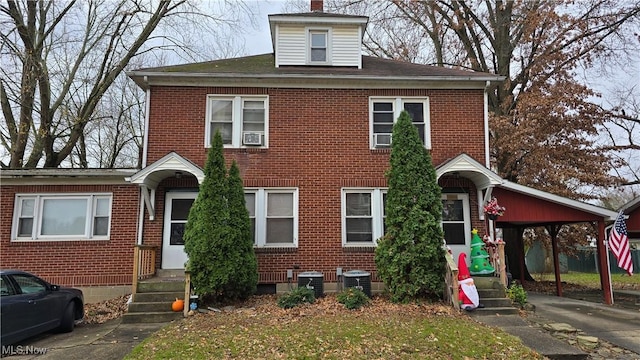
[0,0,255,168]
[599,84,640,187]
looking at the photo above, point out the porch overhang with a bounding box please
[436,153,504,219]
[125,152,204,220]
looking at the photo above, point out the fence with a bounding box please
[567,249,640,274]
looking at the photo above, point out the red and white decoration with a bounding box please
[458,253,480,310]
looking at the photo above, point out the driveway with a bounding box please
[2,319,168,360]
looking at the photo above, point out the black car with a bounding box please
[0,270,84,345]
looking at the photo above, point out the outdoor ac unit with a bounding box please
[374,133,392,147]
[242,132,263,146]
[297,271,324,298]
[343,270,371,297]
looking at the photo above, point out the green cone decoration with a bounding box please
[469,229,495,276]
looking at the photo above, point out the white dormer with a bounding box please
[268,12,368,69]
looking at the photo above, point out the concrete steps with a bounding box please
[123,272,187,324]
[470,276,519,315]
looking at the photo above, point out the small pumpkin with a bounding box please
[172,298,184,312]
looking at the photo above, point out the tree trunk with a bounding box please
[503,227,534,282]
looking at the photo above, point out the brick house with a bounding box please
[0,3,620,302]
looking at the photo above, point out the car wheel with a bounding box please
[58,302,76,333]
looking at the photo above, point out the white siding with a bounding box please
[275,24,306,66]
[274,23,362,67]
[331,26,361,67]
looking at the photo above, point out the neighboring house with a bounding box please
[0,2,620,303]
[621,196,640,247]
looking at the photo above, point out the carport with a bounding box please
[490,182,619,305]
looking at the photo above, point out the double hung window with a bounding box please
[342,189,387,246]
[309,31,327,62]
[307,28,330,65]
[245,189,298,247]
[206,96,268,148]
[13,194,112,240]
[370,97,430,148]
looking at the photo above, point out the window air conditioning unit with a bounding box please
[242,131,263,146]
[297,271,324,298]
[374,133,392,147]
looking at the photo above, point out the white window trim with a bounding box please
[341,188,387,247]
[441,193,471,246]
[369,97,431,149]
[306,27,332,65]
[246,188,298,248]
[204,95,269,148]
[11,193,113,241]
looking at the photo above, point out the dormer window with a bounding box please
[310,31,327,62]
[308,29,330,64]
[269,13,367,68]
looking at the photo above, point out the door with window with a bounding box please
[162,192,197,269]
[441,194,471,263]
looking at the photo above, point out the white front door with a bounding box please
[162,192,197,269]
[442,193,472,265]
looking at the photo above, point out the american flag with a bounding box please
[609,211,633,276]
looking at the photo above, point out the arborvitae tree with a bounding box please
[225,161,258,299]
[375,110,446,302]
[183,131,232,302]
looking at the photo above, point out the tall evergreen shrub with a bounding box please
[225,161,258,299]
[374,110,446,302]
[183,131,257,302]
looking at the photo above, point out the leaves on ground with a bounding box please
[125,294,542,360]
[83,294,129,324]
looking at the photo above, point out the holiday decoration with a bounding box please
[458,253,480,311]
[172,298,184,312]
[469,229,495,276]
[483,234,505,272]
[483,197,505,219]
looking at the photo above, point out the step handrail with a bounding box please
[132,245,158,294]
[444,251,460,312]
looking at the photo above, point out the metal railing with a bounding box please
[132,245,157,294]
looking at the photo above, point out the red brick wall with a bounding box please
[146,87,485,166]
[0,184,139,287]
[143,86,487,283]
[0,87,487,287]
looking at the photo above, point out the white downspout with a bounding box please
[142,81,150,168]
[484,80,491,168]
[138,81,151,244]
[137,190,145,245]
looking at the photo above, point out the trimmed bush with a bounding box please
[337,288,370,310]
[506,282,527,306]
[277,287,316,309]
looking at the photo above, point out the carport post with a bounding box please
[596,220,613,305]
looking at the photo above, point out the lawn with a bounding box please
[125,295,542,360]
[532,271,640,290]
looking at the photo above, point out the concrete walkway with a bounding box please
[527,292,640,354]
[4,319,168,360]
[472,292,640,360]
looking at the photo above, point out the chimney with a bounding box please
[311,0,323,12]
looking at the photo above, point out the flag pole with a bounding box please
[604,223,615,305]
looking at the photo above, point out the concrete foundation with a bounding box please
[76,285,132,304]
